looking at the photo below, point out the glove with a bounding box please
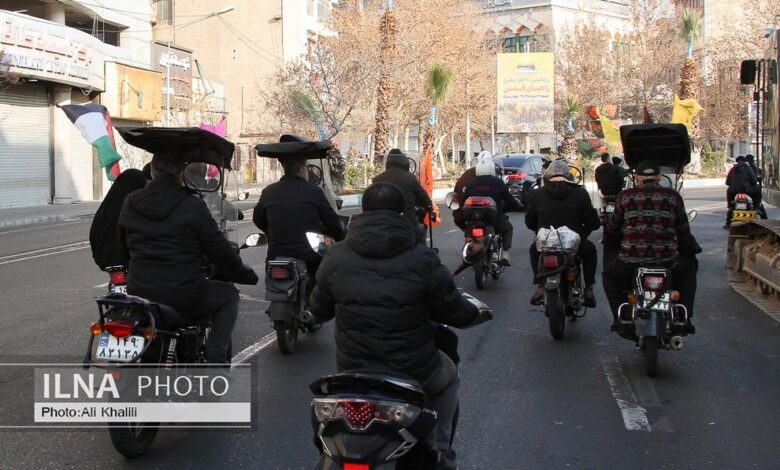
[235,264,259,285]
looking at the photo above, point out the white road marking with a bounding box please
[600,355,651,432]
[0,242,90,266]
[232,331,278,365]
[0,221,82,235]
[93,282,109,288]
[446,229,459,233]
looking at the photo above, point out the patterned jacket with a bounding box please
[604,183,697,264]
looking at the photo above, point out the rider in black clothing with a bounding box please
[463,154,520,265]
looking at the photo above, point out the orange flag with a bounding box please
[419,148,442,227]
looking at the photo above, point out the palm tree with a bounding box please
[679,8,702,172]
[373,1,397,165]
[561,94,580,161]
[423,63,453,157]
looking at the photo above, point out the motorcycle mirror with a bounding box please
[687,210,697,222]
[243,232,267,248]
[237,191,250,201]
[183,162,222,192]
[307,164,323,186]
[306,232,333,255]
[445,192,460,210]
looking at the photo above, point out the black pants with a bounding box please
[304,256,322,304]
[191,280,240,363]
[530,239,597,285]
[725,189,737,223]
[495,216,513,250]
[748,187,768,219]
[602,257,697,321]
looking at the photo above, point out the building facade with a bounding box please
[0,1,158,208]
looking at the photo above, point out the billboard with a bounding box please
[497,52,554,134]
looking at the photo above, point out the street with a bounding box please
[0,187,778,469]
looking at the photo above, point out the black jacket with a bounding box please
[525,181,600,239]
[253,175,345,261]
[726,162,757,193]
[117,179,248,313]
[310,210,478,384]
[463,175,520,217]
[373,167,432,225]
[595,162,624,195]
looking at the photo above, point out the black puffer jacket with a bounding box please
[253,175,345,261]
[525,181,600,239]
[310,210,478,384]
[118,179,248,313]
[373,157,432,226]
[726,162,757,193]
[463,174,520,218]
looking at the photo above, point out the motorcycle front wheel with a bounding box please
[644,336,658,377]
[546,290,565,340]
[274,320,298,354]
[109,423,159,458]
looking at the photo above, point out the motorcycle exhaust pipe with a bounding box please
[670,336,684,350]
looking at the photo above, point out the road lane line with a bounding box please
[93,282,108,288]
[0,244,90,266]
[446,229,459,233]
[600,355,651,432]
[0,221,82,235]
[232,331,277,365]
[0,241,89,260]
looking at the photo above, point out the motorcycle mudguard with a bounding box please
[544,272,561,290]
[268,301,296,322]
[635,310,658,337]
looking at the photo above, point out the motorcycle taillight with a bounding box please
[340,400,376,430]
[344,464,369,470]
[109,270,126,285]
[270,267,291,280]
[471,227,485,238]
[104,320,135,338]
[542,255,559,269]
[642,275,665,291]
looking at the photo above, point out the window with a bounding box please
[501,35,532,53]
[155,0,172,24]
[317,0,329,20]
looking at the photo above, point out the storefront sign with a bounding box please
[0,12,104,90]
[152,41,192,112]
[104,63,162,121]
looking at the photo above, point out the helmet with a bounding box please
[386,148,410,170]
[475,152,496,176]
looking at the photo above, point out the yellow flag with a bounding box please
[671,95,703,134]
[599,113,622,153]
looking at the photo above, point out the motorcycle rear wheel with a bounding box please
[109,423,159,458]
[546,290,565,340]
[474,258,488,290]
[274,320,298,354]
[645,336,658,377]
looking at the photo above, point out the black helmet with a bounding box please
[386,148,410,171]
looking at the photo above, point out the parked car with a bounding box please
[493,154,547,210]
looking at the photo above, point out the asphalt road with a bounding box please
[0,187,778,469]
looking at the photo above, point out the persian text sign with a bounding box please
[497,52,554,134]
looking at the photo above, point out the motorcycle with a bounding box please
[535,226,586,340]
[445,193,505,289]
[616,266,690,377]
[309,292,493,470]
[730,192,759,223]
[84,127,263,458]
[600,194,617,226]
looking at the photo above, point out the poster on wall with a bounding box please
[496,52,554,134]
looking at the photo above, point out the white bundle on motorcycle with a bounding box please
[535,226,581,254]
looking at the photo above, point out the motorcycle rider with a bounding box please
[603,159,698,334]
[118,152,259,363]
[451,160,479,230]
[525,160,600,307]
[253,144,346,297]
[463,153,520,265]
[745,154,767,219]
[724,155,758,228]
[594,153,624,197]
[373,148,432,244]
[309,182,484,469]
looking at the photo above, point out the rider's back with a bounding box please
[525,181,599,238]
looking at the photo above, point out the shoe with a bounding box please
[610,320,620,332]
[529,285,544,305]
[685,322,696,335]
[723,222,731,229]
[500,251,511,266]
[584,285,597,308]
[437,448,458,470]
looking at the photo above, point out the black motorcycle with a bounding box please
[446,193,505,289]
[535,227,586,340]
[309,294,492,470]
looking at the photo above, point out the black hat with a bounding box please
[386,148,410,170]
[636,159,660,176]
[745,154,754,163]
[736,155,746,163]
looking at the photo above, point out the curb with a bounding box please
[0,214,68,229]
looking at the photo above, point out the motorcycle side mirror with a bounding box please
[687,210,697,222]
[306,232,333,255]
[242,232,267,249]
[445,192,460,210]
[237,192,250,201]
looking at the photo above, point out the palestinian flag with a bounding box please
[61,104,122,180]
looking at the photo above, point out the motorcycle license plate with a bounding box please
[735,203,747,210]
[641,292,671,311]
[95,333,145,362]
[606,204,614,212]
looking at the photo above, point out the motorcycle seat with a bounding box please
[310,370,427,403]
[152,302,204,328]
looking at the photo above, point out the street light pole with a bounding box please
[164,6,235,127]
